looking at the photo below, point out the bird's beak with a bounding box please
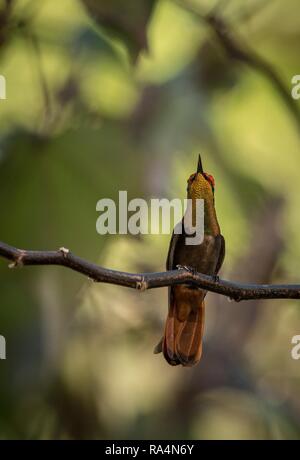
[197,154,203,174]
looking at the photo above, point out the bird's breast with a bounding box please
[173,234,221,275]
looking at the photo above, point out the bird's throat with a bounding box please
[204,199,220,236]
[191,196,220,236]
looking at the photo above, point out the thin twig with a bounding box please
[174,0,300,131]
[0,241,300,301]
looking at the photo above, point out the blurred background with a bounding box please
[0,0,300,440]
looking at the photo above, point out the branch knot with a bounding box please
[8,250,25,268]
[136,277,148,292]
[59,247,70,258]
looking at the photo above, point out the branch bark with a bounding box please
[0,241,299,301]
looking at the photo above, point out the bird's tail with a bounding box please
[154,298,205,367]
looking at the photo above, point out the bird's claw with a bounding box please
[213,274,220,283]
[176,265,196,275]
[176,264,187,271]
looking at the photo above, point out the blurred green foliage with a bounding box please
[0,0,300,440]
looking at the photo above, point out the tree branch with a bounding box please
[0,241,300,301]
[174,0,300,132]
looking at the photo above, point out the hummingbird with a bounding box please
[154,155,225,366]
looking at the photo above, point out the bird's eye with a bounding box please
[188,173,196,182]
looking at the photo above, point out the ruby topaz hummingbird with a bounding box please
[154,155,225,366]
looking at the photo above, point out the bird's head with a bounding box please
[187,155,215,200]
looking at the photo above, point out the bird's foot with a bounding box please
[212,274,220,283]
[176,264,196,275]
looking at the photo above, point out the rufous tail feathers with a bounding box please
[154,297,205,367]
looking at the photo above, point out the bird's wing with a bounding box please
[215,233,225,275]
[166,226,183,270]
